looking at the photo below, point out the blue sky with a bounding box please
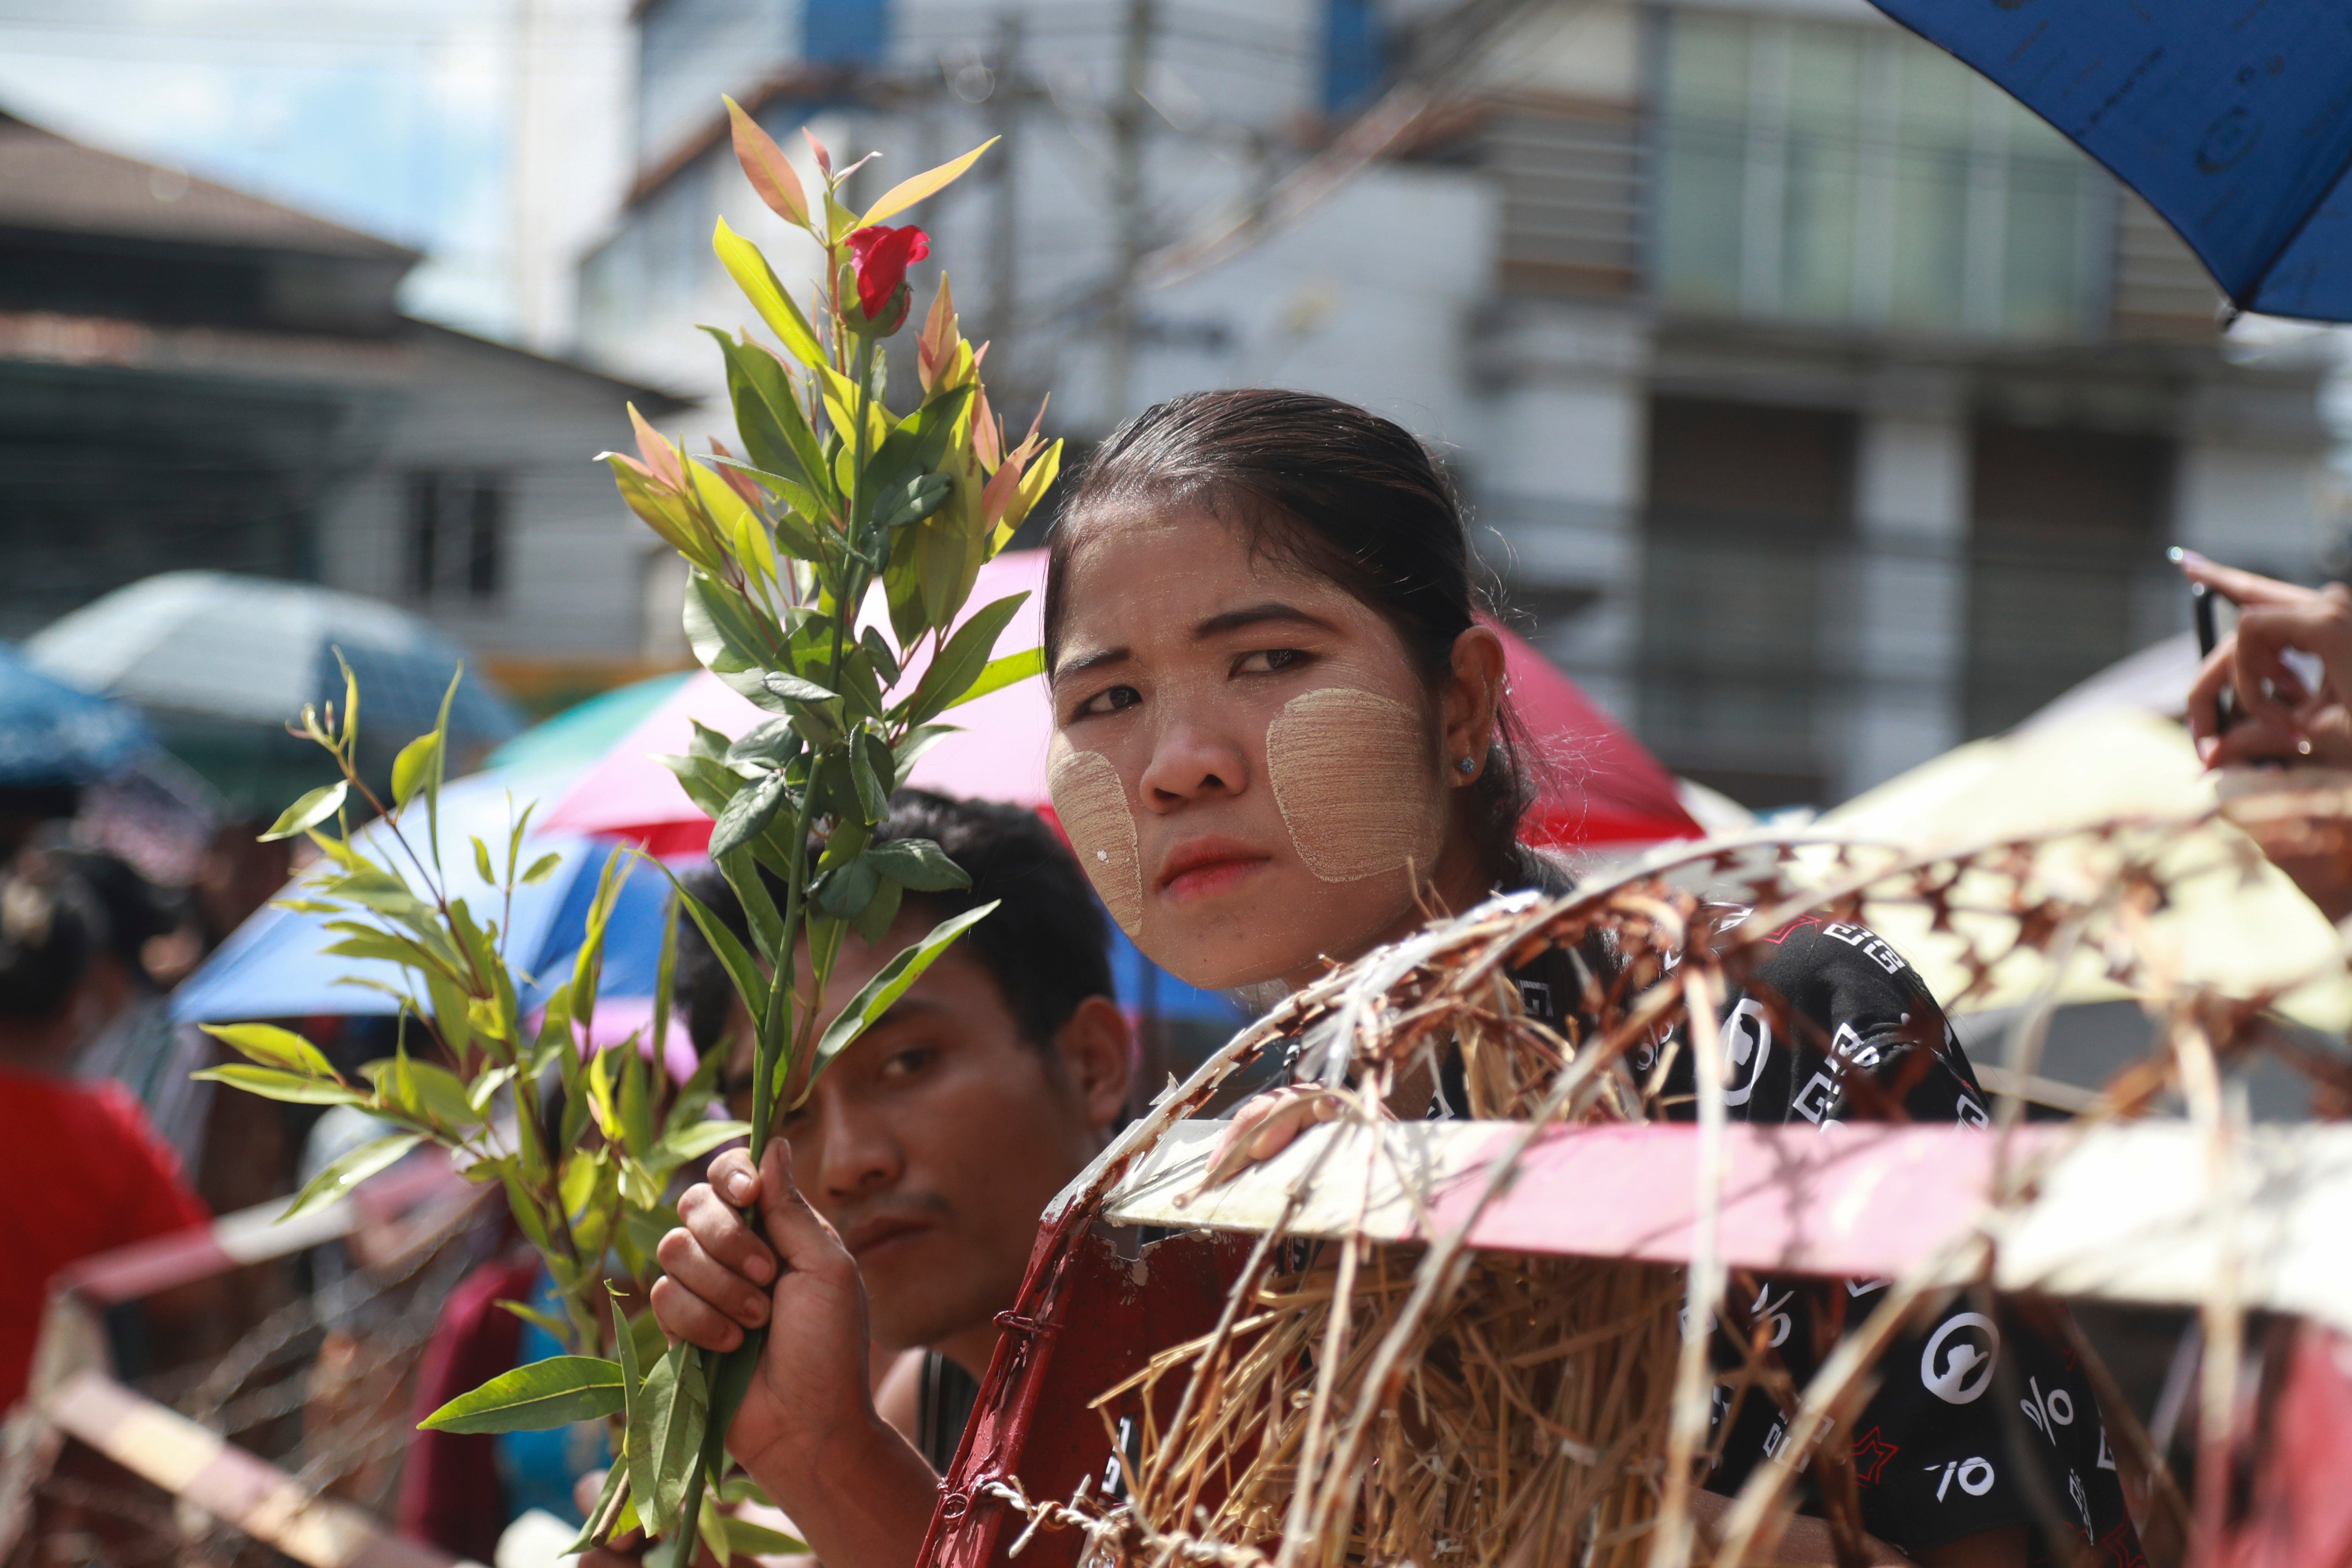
[0,0,558,338]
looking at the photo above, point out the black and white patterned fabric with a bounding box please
[1511,910,2145,1564]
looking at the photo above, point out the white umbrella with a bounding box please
[27,572,519,792]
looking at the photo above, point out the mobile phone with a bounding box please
[2189,579,2239,732]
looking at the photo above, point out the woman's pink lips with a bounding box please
[1160,854,1270,904]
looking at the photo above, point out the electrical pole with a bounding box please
[1104,0,1154,425]
[987,12,1024,386]
[509,0,541,347]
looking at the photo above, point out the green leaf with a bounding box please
[662,869,772,1023]
[683,570,787,699]
[362,1053,477,1128]
[724,1518,807,1555]
[520,851,563,886]
[192,1065,368,1106]
[808,902,999,1083]
[421,671,462,863]
[878,470,952,529]
[856,138,998,227]
[760,671,836,704]
[813,848,879,920]
[611,1284,645,1401]
[259,781,347,842]
[391,731,442,809]
[636,1340,708,1537]
[724,719,802,775]
[892,724,957,789]
[649,1118,753,1171]
[199,1023,334,1077]
[417,1355,626,1433]
[950,645,1046,709]
[280,1132,423,1221]
[715,845,786,967]
[708,458,827,553]
[850,729,890,825]
[567,1461,630,1557]
[700,1481,734,1566]
[606,453,721,574]
[849,876,903,944]
[905,593,1029,726]
[495,1298,573,1342]
[711,218,826,367]
[709,769,790,860]
[863,837,970,892]
[701,328,830,502]
[860,626,902,687]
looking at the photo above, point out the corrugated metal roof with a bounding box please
[0,109,418,265]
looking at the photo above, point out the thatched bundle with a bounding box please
[967,785,2352,1568]
[1102,1246,1685,1568]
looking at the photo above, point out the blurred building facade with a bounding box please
[0,109,691,718]
[580,0,2332,809]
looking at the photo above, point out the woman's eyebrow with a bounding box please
[1053,645,1128,678]
[1050,602,1332,679]
[1193,602,1339,639]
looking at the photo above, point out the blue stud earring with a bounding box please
[1456,756,1477,775]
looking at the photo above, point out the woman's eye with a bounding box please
[1236,648,1306,675]
[881,1046,937,1081]
[1074,684,1141,718]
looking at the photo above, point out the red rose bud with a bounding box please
[846,225,931,325]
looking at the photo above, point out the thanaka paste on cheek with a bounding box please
[1265,688,1443,882]
[1047,739,1144,934]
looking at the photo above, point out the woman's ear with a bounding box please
[1443,624,1508,785]
[1052,995,1134,1131]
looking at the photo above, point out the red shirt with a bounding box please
[0,1067,210,1409]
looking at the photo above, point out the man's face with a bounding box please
[731,906,1124,1354]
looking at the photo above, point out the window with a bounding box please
[1964,425,2169,736]
[805,0,886,66]
[1654,9,2107,340]
[407,471,505,602]
[1324,0,1382,115]
[1638,397,1854,809]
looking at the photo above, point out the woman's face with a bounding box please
[1048,503,1462,991]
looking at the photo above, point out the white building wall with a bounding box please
[317,327,676,663]
[1136,165,1492,448]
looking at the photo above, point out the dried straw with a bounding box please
[982,791,2352,1568]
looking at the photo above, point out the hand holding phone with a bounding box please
[2173,549,2352,770]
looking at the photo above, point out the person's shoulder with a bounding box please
[1740,912,1928,996]
[9,1071,153,1151]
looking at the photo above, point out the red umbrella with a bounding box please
[542,551,1698,853]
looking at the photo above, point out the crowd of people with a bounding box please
[16,387,2352,1566]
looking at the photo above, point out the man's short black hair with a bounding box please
[673,790,1114,1058]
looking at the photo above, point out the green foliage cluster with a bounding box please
[208,102,1052,1563]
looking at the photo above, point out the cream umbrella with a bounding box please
[1804,709,2352,1030]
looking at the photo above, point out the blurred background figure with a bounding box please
[0,856,208,1415]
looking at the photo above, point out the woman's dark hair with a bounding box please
[0,867,98,1022]
[674,789,1114,1059]
[1043,388,1542,889]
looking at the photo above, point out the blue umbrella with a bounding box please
[0,642,155,787]
[1871,2,2352,321]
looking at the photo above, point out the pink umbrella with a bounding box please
[542,551,1699,853]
